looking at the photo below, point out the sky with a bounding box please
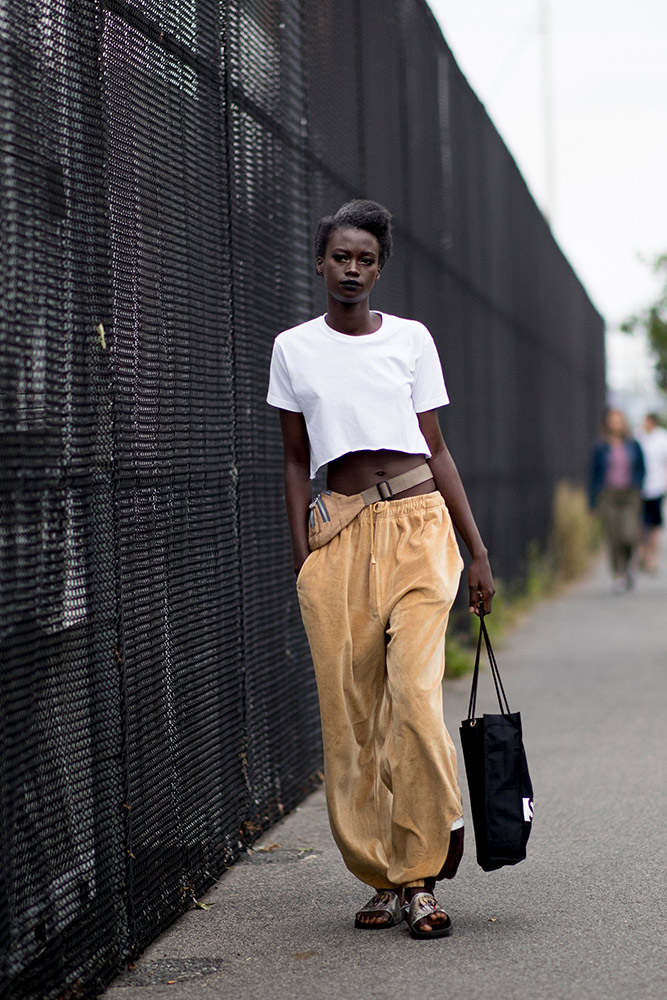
[426,0,667,406]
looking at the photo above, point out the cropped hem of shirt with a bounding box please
[267,312,449,478]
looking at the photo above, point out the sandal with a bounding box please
[354,890,404,929]
[405,891,452,939]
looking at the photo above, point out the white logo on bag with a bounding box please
[523,798,534,822]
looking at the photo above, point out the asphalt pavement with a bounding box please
[106,554,667,1000]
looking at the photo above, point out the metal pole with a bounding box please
[539,0,555,224]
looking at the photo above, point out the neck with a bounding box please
[325,300,380,336]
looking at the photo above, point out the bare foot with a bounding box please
[403,883,452,937]
[354,890,402,929]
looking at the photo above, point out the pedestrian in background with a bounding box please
[637,412,667,574]
[268,200,494,939]
[589,408,645,592]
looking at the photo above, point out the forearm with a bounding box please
[422,422,495,613]
[427,443,487,559]
[278,409,313,574]
[284,457,312,572]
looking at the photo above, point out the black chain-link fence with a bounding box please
[1,1,604,996]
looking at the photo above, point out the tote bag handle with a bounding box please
[467,605,512,722]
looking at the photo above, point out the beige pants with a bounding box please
[598,487,642,575]
[297,492,464,889]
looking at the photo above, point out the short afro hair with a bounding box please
[315,199,393,269]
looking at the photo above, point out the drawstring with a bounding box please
[369,504,376,564]
[369,502,383,564]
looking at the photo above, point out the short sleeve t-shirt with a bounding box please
[267,312,449,478]
[638,426,667,498]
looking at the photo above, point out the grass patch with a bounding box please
[444,632,476,678]
[552,480,601,582]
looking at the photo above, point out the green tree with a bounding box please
[621,254,667,393]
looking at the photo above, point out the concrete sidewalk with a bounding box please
[106,557,667,1000]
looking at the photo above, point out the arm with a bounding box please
[633,439,645,489]
[418,410,495,614]
[278,409,312,576]
[589,441,604,509]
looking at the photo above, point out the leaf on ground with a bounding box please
[291,950,317,961]
[255,842,281,853]
[193,900,216,910]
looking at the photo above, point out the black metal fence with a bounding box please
[0,1,604,996]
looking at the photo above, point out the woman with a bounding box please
[267,200,495,939]
[589,407,645,591]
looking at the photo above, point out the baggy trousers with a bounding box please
[297,492,464,889]
[598,487,642,574]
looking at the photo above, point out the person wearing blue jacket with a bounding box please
[589,408,645,591]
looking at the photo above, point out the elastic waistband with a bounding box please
[356,491,445,520]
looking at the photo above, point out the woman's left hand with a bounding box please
[468,553,495,615]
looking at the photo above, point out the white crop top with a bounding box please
[267,312,449,478]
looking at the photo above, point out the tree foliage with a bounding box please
[621,254,667,394]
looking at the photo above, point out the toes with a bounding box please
[356,912,390,927]
[413,910,449,934]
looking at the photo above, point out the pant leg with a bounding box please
[618,488,642,551]
[296,524,393,888]
[600,488,642,574]
[599,489,624,573]
[374,495,464,886]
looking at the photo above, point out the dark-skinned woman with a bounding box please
[267,200,495,939]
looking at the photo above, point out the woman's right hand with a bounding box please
[468,552,495,615]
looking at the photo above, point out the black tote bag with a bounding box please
[460,609,534,872]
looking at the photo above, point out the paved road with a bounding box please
[107,557,667,999]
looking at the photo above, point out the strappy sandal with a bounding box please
[405,891,452,939]
[354,890,404,929]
